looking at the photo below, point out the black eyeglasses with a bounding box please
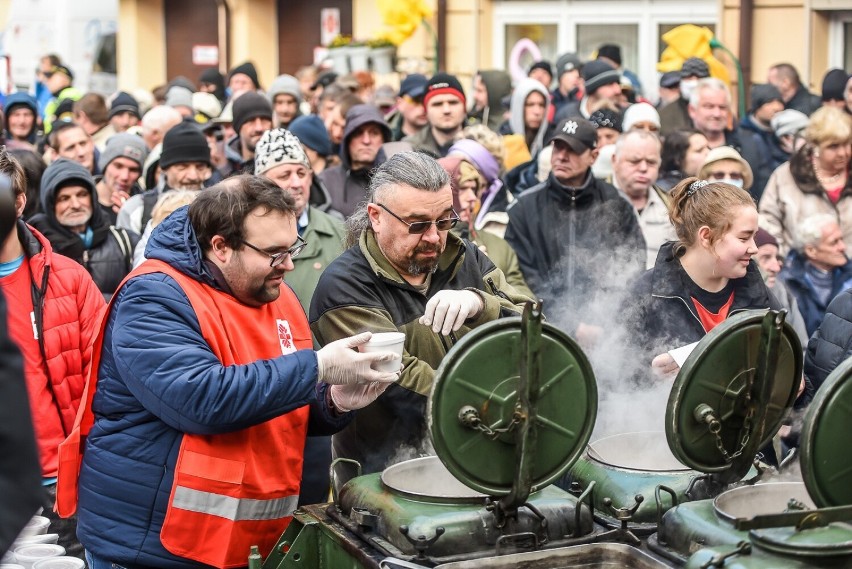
[240,235,307,267]
[377,203,460,234]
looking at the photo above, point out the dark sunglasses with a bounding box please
[240,235,307,267]
[377,203,459,234]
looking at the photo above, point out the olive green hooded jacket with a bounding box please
[310,229,532,483]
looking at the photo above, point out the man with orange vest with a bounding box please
[63,175,400,569]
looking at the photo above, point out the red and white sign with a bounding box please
[192,45,219,66]
[320,8,340,47]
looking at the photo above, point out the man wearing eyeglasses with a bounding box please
[66,175,402,569]
[310,152,531,488]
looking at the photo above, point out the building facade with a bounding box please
[113,0,852,100]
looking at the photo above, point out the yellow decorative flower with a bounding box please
[657,24,730,84]
[376,0,433,46]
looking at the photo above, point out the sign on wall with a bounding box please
[320,8,341,47]
[192,44,219,66]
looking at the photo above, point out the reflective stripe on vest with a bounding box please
[172,486,298,522]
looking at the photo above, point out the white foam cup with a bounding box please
[32,557,85,569]
[13,535,59,547]
[10,545,65,569]
[16,517,49,538]
[358,332,405,373]
[0,564,26,569]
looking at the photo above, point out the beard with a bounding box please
[407,242,442,275]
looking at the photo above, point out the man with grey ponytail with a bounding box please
[310,151,531,487]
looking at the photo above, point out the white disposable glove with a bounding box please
[329,381,393,412]
[316,332,400,385]
[420,290,484,335]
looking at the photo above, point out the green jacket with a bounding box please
[286,207,345,316]
[309,229,531,481]
[463,228,535,299]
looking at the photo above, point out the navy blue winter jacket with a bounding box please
[804,287,852,399]
[777,250,852,338]
[76,207,349,568]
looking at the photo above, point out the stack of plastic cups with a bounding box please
[32,558,86,569]
[3,515,63,569]
[9,545,65,569]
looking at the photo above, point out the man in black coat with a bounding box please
[505,117,646,343]
[28,159,138,299]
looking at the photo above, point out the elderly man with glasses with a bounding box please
[310,152,532,489]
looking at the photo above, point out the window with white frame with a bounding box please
[828,11,852,70]
[493,0,717,102]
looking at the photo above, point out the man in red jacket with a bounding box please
[0,148,105,558]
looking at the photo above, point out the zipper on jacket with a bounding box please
[486,276,511,301]
[651,292,703,328]
[567,189,577,290]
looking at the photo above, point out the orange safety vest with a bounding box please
[56,259,312,568]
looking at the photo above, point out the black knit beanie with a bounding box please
[231,92,273,133]
[822,68,849,102]
[160,122,211,168]
[228,61,260,90]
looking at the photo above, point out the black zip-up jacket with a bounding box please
[620,241,780,385]
[504,170,646,331]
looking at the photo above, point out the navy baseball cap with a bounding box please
[399,74,428,99]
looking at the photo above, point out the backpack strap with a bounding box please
[109,226,133,272]
[140,190,160,231]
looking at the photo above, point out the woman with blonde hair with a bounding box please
[132,190,198,268]
[759,105,852,256]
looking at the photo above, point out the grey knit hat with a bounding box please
[166,86,194,110]
[98,133,149,172]
[254,128,310,175]
[267,74,302,105]
[582,60,620,94]
[771,109,810,138]
[555,53,582,77]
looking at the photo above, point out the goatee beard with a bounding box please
[408,259,439,276]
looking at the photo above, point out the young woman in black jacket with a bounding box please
[620,176,778,385]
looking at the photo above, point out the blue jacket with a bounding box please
[739,114,788,172]
[804,287,852,399]
[76,207,349,568]
[778,250,852,338]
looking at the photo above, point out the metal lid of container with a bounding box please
[428,304,597,497]
[800,355,852,509]
[665,310,801,483]
[749,524,852,558]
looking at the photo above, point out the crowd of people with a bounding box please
[2,45,852,568]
